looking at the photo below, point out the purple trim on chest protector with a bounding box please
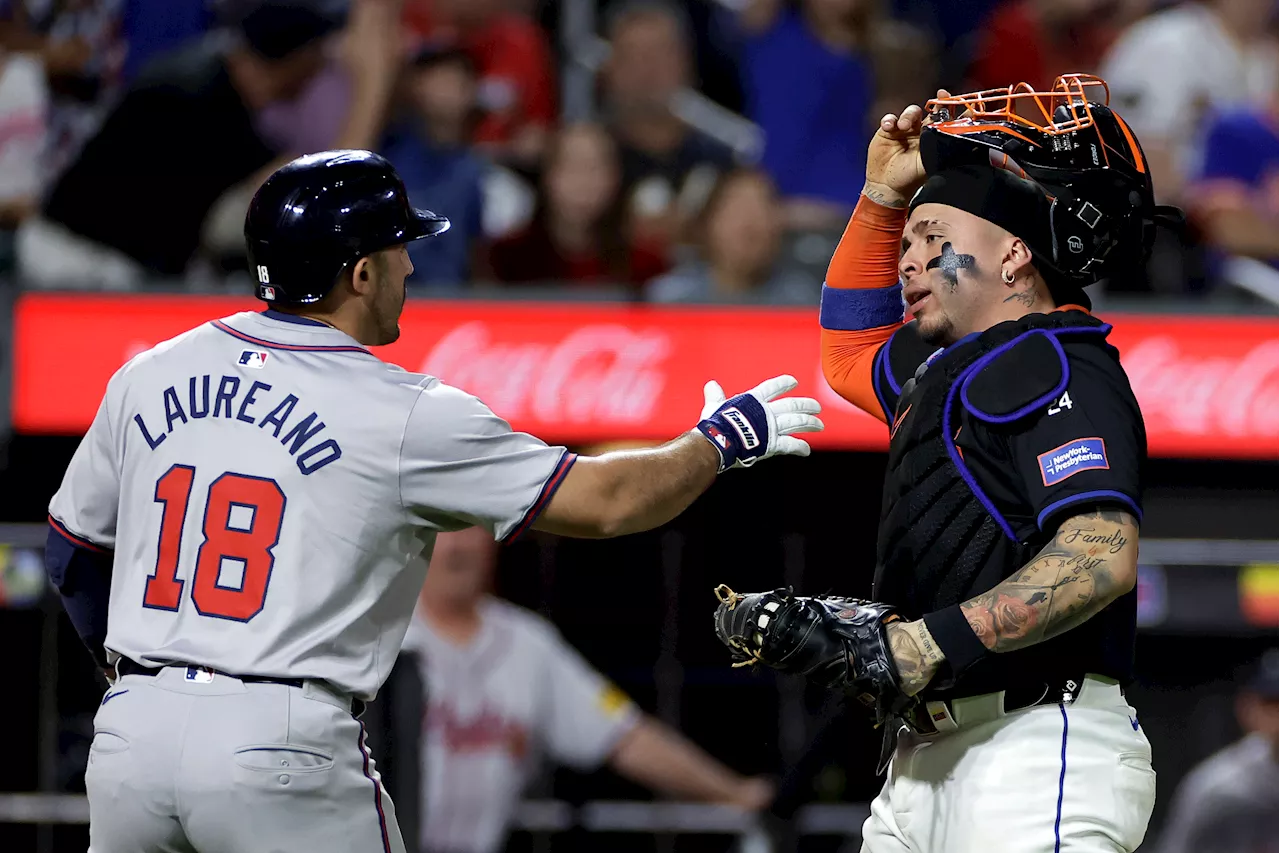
[960,330,1068,423]
[941,325,1112,542]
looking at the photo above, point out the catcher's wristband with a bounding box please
[922,605,989,687]
[694,393,769,472]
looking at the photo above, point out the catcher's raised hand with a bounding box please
[694,375,823,472]
[863,89,954,208]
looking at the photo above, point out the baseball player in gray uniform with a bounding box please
[403,526,774,853]
[44,150,822,853]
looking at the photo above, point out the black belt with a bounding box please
[116,657,305,689]
[903,673,1093,736]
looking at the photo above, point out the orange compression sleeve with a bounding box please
[818,195,908,424]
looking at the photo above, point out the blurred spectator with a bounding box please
[255,59,353,160]
[382,43,485,287]
[647,167,817,304]
[1187,100,1278,264]
[120,0,213,83]
[1156,649,1279,853]
[1100,0,1278,201]
[864,8,941,121]
[739,0,935,230]
[0,0,125,184]
[402,0,555,169]
[401,526,774,853]
[16,0,402,288]
[485,122,668,288]
[0,44,46,232]
[964,0,1131,92]
[600,0,736,250]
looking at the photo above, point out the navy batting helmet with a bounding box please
[245,150,451,305]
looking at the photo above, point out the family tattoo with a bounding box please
[959,509,1137,654]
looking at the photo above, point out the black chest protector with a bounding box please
[873,310,1110,617]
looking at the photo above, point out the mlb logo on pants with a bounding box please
[239,350,269,369]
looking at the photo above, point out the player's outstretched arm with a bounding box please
[608,716,774,811]
[534,375,822,539]
[887,507,1141,695]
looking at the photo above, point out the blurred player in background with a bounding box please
[403,526,774,853]
[1156,648,1279,853]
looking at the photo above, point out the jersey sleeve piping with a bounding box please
[1035,490,1143,531]
[501,449,578,543]
[48,513,112,553]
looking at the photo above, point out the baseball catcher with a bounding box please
[713,74,1181,853]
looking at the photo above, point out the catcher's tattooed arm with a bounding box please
[962,508,1139,651]
[886,508,1140,695]
[885,620,947,696]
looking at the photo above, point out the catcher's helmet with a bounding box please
[920,74,1183,284]
[245,150,451,305]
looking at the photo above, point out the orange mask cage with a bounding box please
[925,73,1114,166]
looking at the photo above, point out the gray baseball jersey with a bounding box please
[49,310,574,700]
[401,597,641,853]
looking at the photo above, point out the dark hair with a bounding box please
[226,0,346,60]
[529,123,632,281]
[692,166,776,259]
[410,41,476,76]
[603,0,694,47]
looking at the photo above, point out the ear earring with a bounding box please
[1001,268,1015,284]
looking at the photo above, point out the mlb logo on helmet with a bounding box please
[239,350,269,369]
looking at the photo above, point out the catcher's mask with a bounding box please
[920,73,1184,286]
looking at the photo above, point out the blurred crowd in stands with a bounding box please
[0,0,1274,304]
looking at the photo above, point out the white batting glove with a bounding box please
[694,374,824,472]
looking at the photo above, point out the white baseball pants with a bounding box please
[861,675,1156,853]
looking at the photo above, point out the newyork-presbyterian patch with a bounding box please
[1038,438,1110,486]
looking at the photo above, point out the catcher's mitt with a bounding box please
[712,585,915,726]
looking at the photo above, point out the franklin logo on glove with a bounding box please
[693,375,823,472]
[720,408,760,449]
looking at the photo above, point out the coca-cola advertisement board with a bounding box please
[10,294,1278,459]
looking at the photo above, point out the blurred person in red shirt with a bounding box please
[965,0,1138,93]
[484,122,669,289]
[402,0,554,169]
[601,1,736,253]
[645,167,817,305]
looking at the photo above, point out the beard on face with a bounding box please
[917,311,955,347]
[368,252,404,345]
